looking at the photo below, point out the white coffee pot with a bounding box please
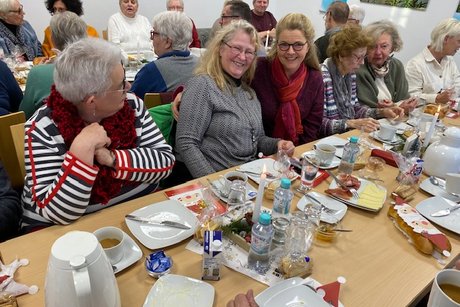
[424,127,460,179]
[45,231,121,307]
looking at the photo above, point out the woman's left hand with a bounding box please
[381,105,405,120]
[277,140,295,157]
[399,97,418,115]
[95,147,115,168]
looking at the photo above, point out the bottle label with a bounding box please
[251,231,271,254]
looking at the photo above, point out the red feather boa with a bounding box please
[46,85,137,204]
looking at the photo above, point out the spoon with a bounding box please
[429,176,460,197]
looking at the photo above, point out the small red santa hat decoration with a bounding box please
[316,276,346,307]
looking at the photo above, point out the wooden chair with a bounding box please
[0,111,26,188]
[10,123,25,186]
[144,92,174,109]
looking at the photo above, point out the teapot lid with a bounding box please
[445,127,460,140]
[50,231,101,270]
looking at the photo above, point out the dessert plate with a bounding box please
[143,274,214,307]
[314,135,348,158]
[113,230,142,274]
[301,150,340,169]
[125,200,198,249]
[370,131,403,145]
[209,179,257,203]
[238,158,297,184]
[297,191,347,223]
[416,196,460,235]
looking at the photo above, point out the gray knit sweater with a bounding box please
[176,74,279,178]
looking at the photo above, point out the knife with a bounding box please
[430,204,460,217]
[125,215,191,229]
[325,170,349,190]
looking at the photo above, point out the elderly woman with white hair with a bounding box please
[107,0,152,57]
[20,11,87,119]
[357,20,417,114]
[406,18,460,104]
[131,11,198,99]
[21,37,175,231]
[0,0,42,60]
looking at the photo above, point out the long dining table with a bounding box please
[2,125,460,307]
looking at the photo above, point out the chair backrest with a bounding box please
[102,29,108,40]
[144,92,174,109]
[10,123,25,186]
[0,111,26,188]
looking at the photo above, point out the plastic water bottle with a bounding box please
[247,212,274,274]
[272,178,293,219]
[337,136,360,175]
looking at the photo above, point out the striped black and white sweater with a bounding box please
[21,93,175,230]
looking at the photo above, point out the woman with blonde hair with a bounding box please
[175,20,294,180]
[320,25,404,136]
[251,13,324,145]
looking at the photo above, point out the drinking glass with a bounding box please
[296,155,319,193]
[284,211,314,259]
[273,149,291,178]
[303,201,322,229]
[226,181,246,207]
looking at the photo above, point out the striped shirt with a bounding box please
[21,93,175,230]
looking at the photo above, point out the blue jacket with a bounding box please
[0,60,23,115]
[0,20,43,60]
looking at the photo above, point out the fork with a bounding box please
[326,170,360,199]
[304,193,339,214]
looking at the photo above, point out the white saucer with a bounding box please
[296,191,347,223]
[209,179,257,203]
[419,178,460,202]
[314,136,347,158]
[301,150,340,169]
[113,230,143,274]
[370,131,403,145]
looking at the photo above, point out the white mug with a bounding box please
[427,269,460,307]
[93,226,125,265]
[315,144,336,166]
[445,173,460,195]
[378,124,397,141]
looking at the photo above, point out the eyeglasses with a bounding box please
[150,30,162,40]
[322,11,329,20]
[221,15,239,23]
[9,4,23,14]
[278,42,307,52]
[167,5,183,11]
[105,73,129,95]
[223,42,256,58]
[350,53,366,62]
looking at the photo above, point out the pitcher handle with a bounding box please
[70,255,91,307]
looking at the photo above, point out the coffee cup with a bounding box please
[445,173,460,195]
[222,171,248,195]
[427,269,460,306]
[378,124,397,141]
[315,144,336,166]
[93,226,125,265]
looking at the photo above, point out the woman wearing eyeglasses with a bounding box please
[175,20,294,181]
[320,25,404,136]
[107,0,152,58]
[21,38,174,231]
[0,0,42,60]
[251,13,324,145]
[42,0,99,58]
[356,20,417,114]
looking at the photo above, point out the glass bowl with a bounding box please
[145,250,173,278]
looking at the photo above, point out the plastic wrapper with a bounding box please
[392,152,423,202]
[0,293,18,307]
[194,188,223,244]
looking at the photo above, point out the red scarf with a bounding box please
[46,85,137,204]
[271,56,307,145]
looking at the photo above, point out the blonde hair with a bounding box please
[430,18,460,52]
[195,20,259,95]
[268,13,320,71]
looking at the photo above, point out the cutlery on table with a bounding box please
[430,204,460,217]
[125,215,191,230]
[235,169,277,179]
[325,170,359,198]
[206,178,229,198]
[303,193,339,214]
[429,176,460,197]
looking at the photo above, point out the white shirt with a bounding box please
[107,12,153,55]
[406,46,460,103]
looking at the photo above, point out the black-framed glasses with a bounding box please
[104,68,129,95]
[221,15,239,23]
[223,42,256,58]
[278,42,307,52]
[9,4,23,14]
[150,29,162,40]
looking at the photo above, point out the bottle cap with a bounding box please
[259,212,271,225]
[350,136,359,143]
[280,178,291,189]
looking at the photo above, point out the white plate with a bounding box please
[301,150,340,169]
[296,191,347,223]
[314,136,348,158]
[328,178,387,212]
[370,131,403,145]
[114,230,142,274]
[125,200,198,249]
[143,274,214,307]
[238,158,297,184]
[419,178,460,202]
[209,179,257,202]
[255,277,344,307]
[416,196,460,235]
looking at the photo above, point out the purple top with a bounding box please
[250,10,277,32]
[251,57,324,144]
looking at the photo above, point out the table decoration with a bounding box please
[252,164,266,223]
[423,105,440,148]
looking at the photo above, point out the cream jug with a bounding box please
[45,231,121,307]
[424,127,460,179]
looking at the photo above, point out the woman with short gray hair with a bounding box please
[406,18,460,104]
[21,37,175,231]
[20,11,87,119]
[356,20,417,114]
[131,11,198,99]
